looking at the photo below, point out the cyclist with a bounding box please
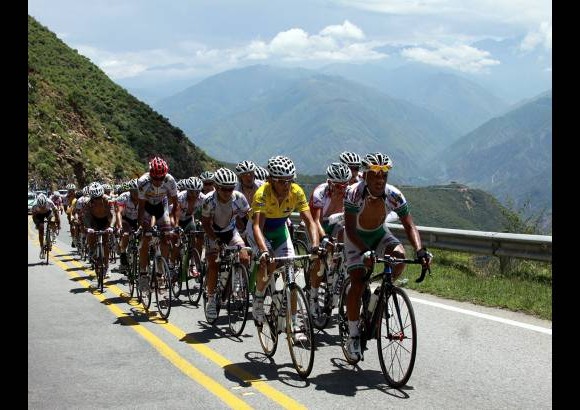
[31,193,60,259]
[137,156,179,292]
[170,176,207,276]
[342,152,432,361]
[201,168,251,321]
[63,183,77,245]
[200,171,215,195]
[115,179,140,273]
[254,166,269,182]
[234,160,264,242]
[307,162,352,317]
[247,155,320,336]
[85,182,115,277]
[339,151,363,185]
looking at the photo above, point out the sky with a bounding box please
[28,0,551,99]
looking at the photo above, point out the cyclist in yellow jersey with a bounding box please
[246,155,320,325]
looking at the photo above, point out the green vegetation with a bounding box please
[28,15,221,188]
[397,247,551,320]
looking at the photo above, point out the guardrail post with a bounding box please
[499,256,513,275]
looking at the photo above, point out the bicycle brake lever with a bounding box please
[415,267,430,283]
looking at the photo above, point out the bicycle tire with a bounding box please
[202,273,221,324]
[171,253,183,300]
[227,264,250,337]
[141,260,153,310]
[311,281,332,330]
[44,224,51,265]
[377,286,417,388]
[256,285,278,357]
[293,240,311,289]
[127,244,138,299]
[185,248,203,305]
[337,276,362,365]
[286,285,315,379]
[96,253,105,293]
[154,257,172,320]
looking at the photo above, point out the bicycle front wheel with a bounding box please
[377,286,417,388]
[256,285,278,357]
[127,246,138,299]
[185,248,203,305]
[155,258,172,320]
[286,285,315,379]
[227,264,249,337]
[337,276,361,365]
[293,240,311,289]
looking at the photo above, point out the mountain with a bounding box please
[320,61,509,137]
[28,15,221,188]
[425,90,552,223]
[153,65,458,180]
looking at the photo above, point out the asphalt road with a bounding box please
[28,216,552,409]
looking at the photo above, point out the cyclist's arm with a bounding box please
[399,213,422,252]
[169,194,179,227]
[344,211,368,254]
[309,206,326,239]
[201,215,218,243]
[137,198,146,229]
[252,212,269,254]
[299,209,319,248]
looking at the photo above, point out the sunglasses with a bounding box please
[367,164,391,173]
[151,176,165,181]
[331,181,348,188]
[218,186,235,192]
[203,181,213,186]
[349,166,360,171]
[271,177,293,185]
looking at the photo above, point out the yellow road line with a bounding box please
[28,221,307,409]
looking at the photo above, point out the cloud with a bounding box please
[75,20,387,80]
[401,44,500,73]
[520,20,551,51]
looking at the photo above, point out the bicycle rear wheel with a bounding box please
[127,246,138,298]
[171,254,183,299]
[377,286,417,388]
[44,225,51,265]
[311,280,331,330]
[256,285,278,357]
[155,258,172,320]
[227,265,249,337]
[185,248,203,305]
[286,285,315,379]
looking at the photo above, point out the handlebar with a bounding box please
[375,255,432,283]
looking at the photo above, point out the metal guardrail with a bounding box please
[289,213,552,263]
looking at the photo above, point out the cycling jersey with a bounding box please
[137,173,177,206]
[252,182,309,231]
[176,190,206,222]
[115,192,139,220]
[31,198,57,214]
[344,181,409,220]
[201,190,249,233]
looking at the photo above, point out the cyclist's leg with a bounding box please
[376,232,404,280]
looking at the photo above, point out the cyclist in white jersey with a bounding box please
[234,160,264,243]
[136,157,179,292]
[339,151,363,185]
[200,170,215,195]
[115,179,140,273]
[307,162,352,317]
[201,168,251,321]
[342,152,432,361]
[31,193,60,259]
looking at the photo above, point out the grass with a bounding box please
[395,248,552,321]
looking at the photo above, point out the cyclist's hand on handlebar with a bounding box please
[257,250,270,263]
[106,227,114,234]
[361,249,375,268]
[416,247,433,268]
[87,228,95,234]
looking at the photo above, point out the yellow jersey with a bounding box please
[251,182,309,231]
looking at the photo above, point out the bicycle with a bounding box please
[88,229,111,293]
[125,228,141,300]
[255,253,317,379]
[140,226,173,320]
[337,252,431,388]
[305,238,348,330]
[39,219,56,265]
[172,225,206,305]
[202,243,251,336]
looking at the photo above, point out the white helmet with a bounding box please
[184,177,203,191]
[326,162,352,183]
[339,151,362,167]
[213,168,237,187]
[176,179,186,190]
[126,179,139,191]
[235,160,257,175]
[199,171,214,182]
[66,183,76,190]
[254,166,269,181]
[36,193,47,207]
[267,155,296,178]
[361,152,393,172]
[88,182,104,198]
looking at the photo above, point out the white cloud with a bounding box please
[521,20,552,51]
[401,44,500,73]
[75,21,387,80]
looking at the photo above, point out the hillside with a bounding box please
[426,90,552,223]
[154,65,457,179]
[28,15,220,188]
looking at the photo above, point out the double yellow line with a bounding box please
[28,220,306,409]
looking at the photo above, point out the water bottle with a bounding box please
[328,212,344,225]
[367,286,381,315]
[219,269,228,289]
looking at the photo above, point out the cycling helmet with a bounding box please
[360,152,393,172]
[254,166,269,181]
[66,183,76,190]
[199,171,214,182]
[82,186,90,196]
[326,162,352,183]
[127,178,139,191]
[235,160,257,175]
[267,155,296,178]
[88,182,104,198]
[184,177,203,191]
[339,151,362,167]
[213,168,237,187]
[149,156,169,178]
[176,179,186,191]
[36,193,47,207]
[102,183,112,191]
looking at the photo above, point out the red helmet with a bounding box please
[149,157,169,178]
